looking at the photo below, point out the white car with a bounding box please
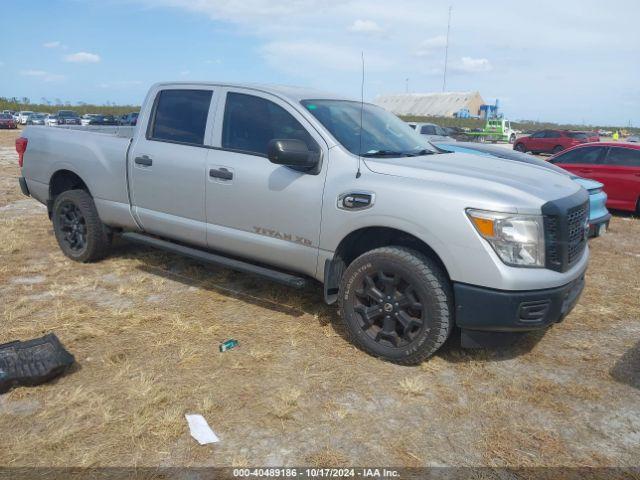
[18,111,35,125]
[45,114,58,127]
[81,114,100,126]
[408,122,456,142]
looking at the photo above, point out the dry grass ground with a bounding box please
[0,128,639,468]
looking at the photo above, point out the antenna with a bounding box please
[442,5,452,92]
[356,51,364,179]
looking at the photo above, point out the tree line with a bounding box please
[0,97,139,116]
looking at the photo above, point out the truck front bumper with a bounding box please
[454,272,585,334]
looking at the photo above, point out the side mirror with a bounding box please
[267,139,319,172]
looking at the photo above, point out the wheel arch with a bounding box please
[323,226,451,304]
[48,169,92,217]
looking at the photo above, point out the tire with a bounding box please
[52,189,111,263]
[338,246,453,364]
[514,143,526,152]
[552,145,564,154]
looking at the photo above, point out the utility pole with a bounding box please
[405,77,409,93]
[442,5,452,92]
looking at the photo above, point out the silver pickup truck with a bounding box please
[16,82,589,364]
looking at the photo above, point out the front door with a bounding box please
[129,87,216,247]
[204,89,328,277]
[550,145,606,180]
[598,147,640,211]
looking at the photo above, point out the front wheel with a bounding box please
[514,143,526,152]
[52,189,111,263]
[339,246,453,364]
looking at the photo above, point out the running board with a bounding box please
[121,232,307,289]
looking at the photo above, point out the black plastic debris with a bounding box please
[0,333,75,394]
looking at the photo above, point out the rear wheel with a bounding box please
[514,143,526,152]
[552,145,564,154]
[339,246,453,364]
[52,189,111,263]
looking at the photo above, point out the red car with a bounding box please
[0,113,17,129]
[550,142,640,213]
[514,129,588,154]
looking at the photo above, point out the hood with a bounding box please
[364,151,581,205]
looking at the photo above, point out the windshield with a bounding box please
[58,111,77,117]
[301,100,437,157]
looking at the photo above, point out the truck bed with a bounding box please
[20,125,137,230]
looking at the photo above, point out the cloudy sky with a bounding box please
[1,0,638,125]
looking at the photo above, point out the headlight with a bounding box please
[466,209,545,267]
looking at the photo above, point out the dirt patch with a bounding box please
[0,129,638,467]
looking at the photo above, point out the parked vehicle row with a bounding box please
[2,110,139,127]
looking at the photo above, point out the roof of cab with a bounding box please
[151,81,354,104]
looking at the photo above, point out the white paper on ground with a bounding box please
[185,414,220,445]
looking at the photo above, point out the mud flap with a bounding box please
[0,333,75,394]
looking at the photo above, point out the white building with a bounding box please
[374,91,485,117]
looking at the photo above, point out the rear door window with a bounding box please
[552,146,605,164]
[149,89,213,145]
[222,92,317,156]
[567,132,587,140]
[605,147,640,167]
[420,125,436,135]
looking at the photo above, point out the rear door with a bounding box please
[527,131,546,151]
[204,88,328,277]
[543,131,562,152]
[129,86,217,247]
[598,147,640,211]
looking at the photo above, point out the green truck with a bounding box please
[467,118,518,144]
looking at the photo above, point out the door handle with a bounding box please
[209,168,233,180]
[134,155,153,166]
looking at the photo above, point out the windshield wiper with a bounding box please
[404,149,435,157]
[361,150,405,157]
[361,149,436,158]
